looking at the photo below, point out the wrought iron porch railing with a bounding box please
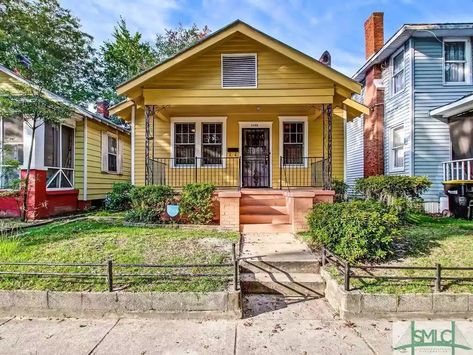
[147,157,241,188]
[443,158,473,182]
[279,156,326,190]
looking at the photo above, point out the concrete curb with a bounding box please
[321,268,473,320]
[0,290,242,320]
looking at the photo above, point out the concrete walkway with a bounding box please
[0,296,395,354]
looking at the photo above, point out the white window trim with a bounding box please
[45,123,75,191]
[221,53,258,89]
[105,132,119,174]
[391,47,405,97]
[389,125,405,173]
[278,116,309,168]
[442,37,472,86]
[170,117,227,168]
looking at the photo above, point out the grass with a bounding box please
[334,214,473,294]
[0,217,239,292]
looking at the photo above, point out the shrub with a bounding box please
[332,179,348,202]
[125,185,174,223]
[104,182,134,211]
[354,175,431,205]
[180,183,216,224]
[307,200,401,263]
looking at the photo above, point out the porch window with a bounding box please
[444,40,471,83]
[174,122,196,165]
[0,117,23,189]
[390,125,404,171]
[44,123,74,189]
[202,123,223,165]
[282,122,304,165]
[392,49,404,95]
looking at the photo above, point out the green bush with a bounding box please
[307,200,401,263]
[180,183,216,224]
[125,185,174,223]
[354,175,431,205]
[332,179,348,202]
[104,182,134,211]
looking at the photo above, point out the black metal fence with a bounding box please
[279,156,326,189]
[0,244,239,292]
[321,246,473,292]
[148,157,240,188]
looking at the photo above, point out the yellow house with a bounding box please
[0,64,131,218]
[110,20,367,232]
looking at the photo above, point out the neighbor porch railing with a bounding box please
[147,157,241,188]
[279,156,326,189]
[442,158,473,181]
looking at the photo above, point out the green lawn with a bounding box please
[0,218,239,292]
[335,215,473,294]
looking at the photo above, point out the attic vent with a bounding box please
[221,54,257,88]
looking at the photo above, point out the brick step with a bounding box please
[240,223,292,233]
[240,259,320,274]
[240,197,287,207]
[239,205,288,215]
[240,272,325,297]
[240,214,290,224]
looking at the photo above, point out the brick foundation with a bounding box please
[218,191,241,231]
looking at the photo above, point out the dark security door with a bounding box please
[242,128,270,188]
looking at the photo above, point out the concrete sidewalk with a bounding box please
[0,295,395,355]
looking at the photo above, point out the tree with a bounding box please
[0,0,100,105]
[99,18,157,104]
[0,76,72,220]
[155,24,211,62]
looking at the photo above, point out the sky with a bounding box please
[60,0,473,76]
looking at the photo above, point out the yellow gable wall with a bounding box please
[146,33,333,90]
[75,119,131,200]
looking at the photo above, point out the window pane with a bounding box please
[394,149,404,168]
[46,168,60,188]
[202,146,222,165]
[0,166,19,189]
[393,72,404,94]
[393,51,404,72]
[44,123,60,167]
[175,145,195,165]
[283,145,303,164]
[445,42,465,61]
[108,136,117,154]
[108,154,117,172]
[61,125,74,168]
[393,127,403,146]
[282,122,304,165]
[60,170,73,188]
[3,144,23,164]
[445,63,465,82]
[3,117,23,144]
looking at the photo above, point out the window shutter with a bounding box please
[117,138,123,174]
[222,55,257,88]
[101,132,108,172]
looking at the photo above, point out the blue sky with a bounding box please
[60,0,473,76]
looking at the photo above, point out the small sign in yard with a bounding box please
[166,204,179,219]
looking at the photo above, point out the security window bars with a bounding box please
[202,123,223,166]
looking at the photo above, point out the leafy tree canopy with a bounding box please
[0,0,100,105]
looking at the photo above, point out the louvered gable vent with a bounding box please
[222,54,257,88]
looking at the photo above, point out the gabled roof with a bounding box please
[430,93,473,119]
[0,64,129,134]
[117,20,361,95]
[353,23,473,82]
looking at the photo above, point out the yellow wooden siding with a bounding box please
[74,120,85,199]
[135,112,344,187]
[147,33,333,91]
[85,120,131,200]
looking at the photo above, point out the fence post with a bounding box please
[107,259,113,292]
[321,246,326,266]
[435,263,442,292]
[344,262,350,291]
[232,243,238,291]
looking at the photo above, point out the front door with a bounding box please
[242,128,270,188]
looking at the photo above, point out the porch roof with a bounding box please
[430,93,473,119]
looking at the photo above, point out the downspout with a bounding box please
[83,117,88,201]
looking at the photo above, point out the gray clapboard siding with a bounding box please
[413,37,473,202]
[345,115,364,195]
[383,40,412,176]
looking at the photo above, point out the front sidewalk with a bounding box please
[0,295,397,354]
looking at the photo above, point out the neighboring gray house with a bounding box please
[347,12,473,212]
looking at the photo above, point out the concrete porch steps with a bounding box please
[240,223,292,233]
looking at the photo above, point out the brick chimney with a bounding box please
[364,12,384,59]
[96,100,110,118]
[363,12,385,177]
